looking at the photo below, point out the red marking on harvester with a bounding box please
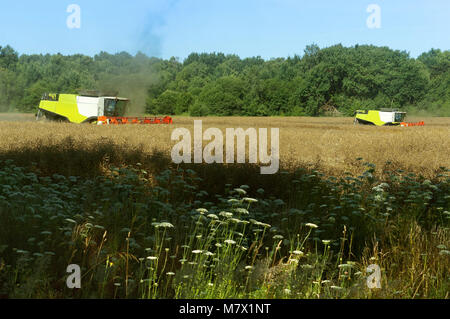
[400,121,425,127]
[97,116,173,125]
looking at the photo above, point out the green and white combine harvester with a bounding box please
[353,109,424,126]
[36,93,173,125]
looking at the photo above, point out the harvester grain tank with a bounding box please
[36,93,172,125]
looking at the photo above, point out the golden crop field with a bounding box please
[1,114,449,299]
[0,115,448,177]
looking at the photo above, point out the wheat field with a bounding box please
[0,115,448,177]
[1,114,449,299]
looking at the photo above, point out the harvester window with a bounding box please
[41,93,59,101]
[395,113,405,122]
[104,99,116,116]
[104,99,128,117]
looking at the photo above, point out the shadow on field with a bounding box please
[0,136,163,175]
[0,136,304,199]
[1,134,448,299]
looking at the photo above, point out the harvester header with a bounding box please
[97,116,173,125]
[36,93,173,125]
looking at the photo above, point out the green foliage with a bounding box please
[0,45,18,70]
[416,49,450,115]
[0,160,448,298]
[0,44,448,116]
[197,76,246,116]
[20,81,51,112]
[189,101,210,117]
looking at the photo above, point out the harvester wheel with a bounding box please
[35,110,50,122]
[35,110,43,121]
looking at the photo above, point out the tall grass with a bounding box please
[0,152,448,298]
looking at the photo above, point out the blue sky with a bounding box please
[0,0,448,59]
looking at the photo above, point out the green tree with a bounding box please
[196,76,246,116]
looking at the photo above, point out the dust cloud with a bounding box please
[97,71,159,116]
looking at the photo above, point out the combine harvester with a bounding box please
[354,109,424,127]
[36,93,173,125]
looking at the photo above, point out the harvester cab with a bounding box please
[103,97,130,117]
[354,109,423,127]
[36,93,172,125]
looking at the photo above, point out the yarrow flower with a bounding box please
[305,223,318,229]
[234,188,247,195]
[233,208,249,215]
[219,211,233,218]
[338,263,354,269]
[372,183,389,193]
[196,208,208,214]
[330,286,344,291]
[154,222,174,229]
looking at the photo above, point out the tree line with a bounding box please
[0,44,448,116]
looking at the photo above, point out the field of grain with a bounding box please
[0,115,448,178]
[0,115,449,299]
